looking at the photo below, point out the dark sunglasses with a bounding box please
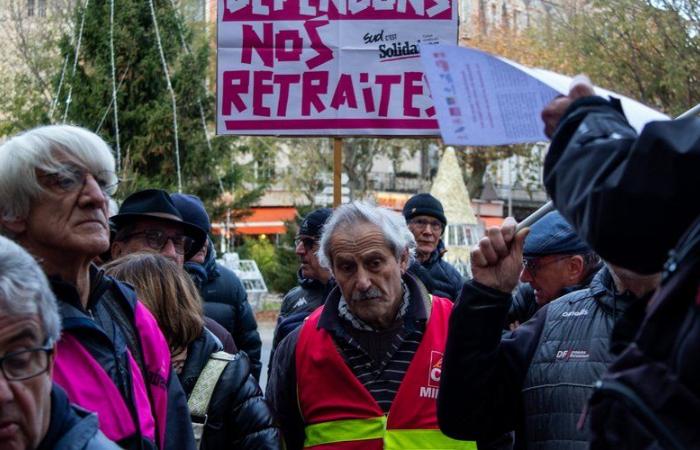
[294,236,318,250]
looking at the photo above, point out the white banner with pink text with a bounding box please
[216,0,458,135]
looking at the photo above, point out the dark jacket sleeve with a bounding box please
[268,310,312,380]
[278,287,302,319]
[437,280,546,440]
[544,96,700,274]
[164,368,196,450]
[266,327,305,450]
[505,283,538,329]
[204,352,283,450]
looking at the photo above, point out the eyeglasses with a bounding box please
[38,163,119,196]
[409,218,443,233]
[522,255,572,277]
[122,229,194,255]
[0,345,53,381]
[294,236,317,250]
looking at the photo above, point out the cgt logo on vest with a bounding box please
[419,351,443,399]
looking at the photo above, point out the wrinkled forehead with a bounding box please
[0,314,44,350]
[329,222,392,258]
[36,145,113,174]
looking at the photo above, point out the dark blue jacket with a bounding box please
[38,385,120,450]
[407,241,465,301]
[197,241,262,380]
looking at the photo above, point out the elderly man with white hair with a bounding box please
[0,235,120,449]
[267,201,476,450]
[0,125,194,450]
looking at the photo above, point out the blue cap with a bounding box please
[523,211,591,257]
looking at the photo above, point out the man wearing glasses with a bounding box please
[403,193,464,301]
[0,236,119,449]
[111,189,207,267]
[0,125,195,450]
[508,211,602,328]
[268,208,334,374]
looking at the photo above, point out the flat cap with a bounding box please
[523,211,591,257]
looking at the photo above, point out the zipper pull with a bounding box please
[662,250,678,283]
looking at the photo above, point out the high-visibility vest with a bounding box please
[296,295,476,450]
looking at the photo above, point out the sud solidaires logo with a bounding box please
[419,350,443,399]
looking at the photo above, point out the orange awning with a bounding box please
[224,207,298,236]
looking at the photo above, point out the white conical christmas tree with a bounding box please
[430,147,482,277]
[431,147,478,226]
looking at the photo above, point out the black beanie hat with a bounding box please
[403,193,447,226]
[298,208,333,238]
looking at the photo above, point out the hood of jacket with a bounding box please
[203,239,221,281]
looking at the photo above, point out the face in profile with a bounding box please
[18,156,111,261]
[520,254,578,304]
[295,235,329,282]
[0,314,53,450]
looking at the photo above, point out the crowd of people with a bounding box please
[0,78,697,450]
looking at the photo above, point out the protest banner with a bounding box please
[216,0,458,135]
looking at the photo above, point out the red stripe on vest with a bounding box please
[296,296,453,445]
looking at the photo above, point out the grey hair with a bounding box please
[318,201,416,271]
[0,124,116,235]
[0,236,61,344]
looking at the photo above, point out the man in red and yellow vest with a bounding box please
[266,201,476,450]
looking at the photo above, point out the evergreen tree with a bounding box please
[54,0,266,211]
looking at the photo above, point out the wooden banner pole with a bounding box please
[333,137,342,207]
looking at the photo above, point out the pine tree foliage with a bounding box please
[54,0,265,212]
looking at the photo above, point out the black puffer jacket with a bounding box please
[407,241,465,301]
[278,270,333,319]
[179,328,282,450]
[543,96,700,449]
[197,241,262,380]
